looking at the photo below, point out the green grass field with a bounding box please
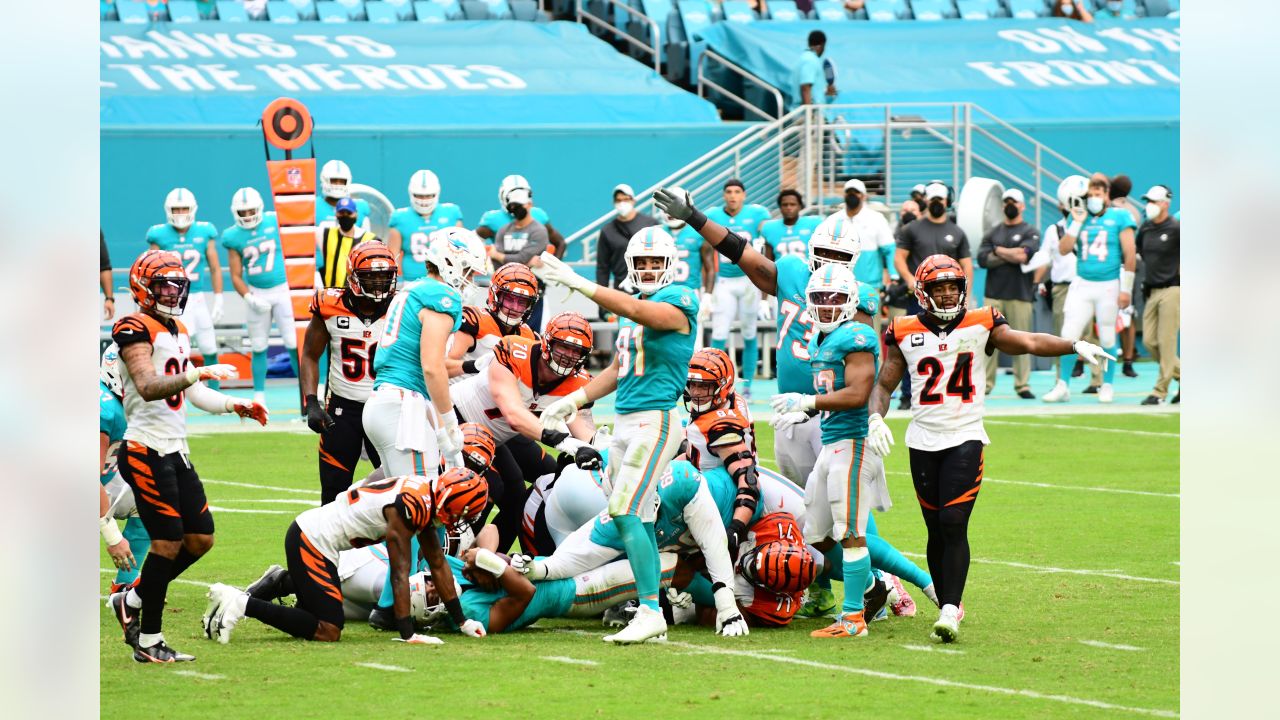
[101,413,1179,719]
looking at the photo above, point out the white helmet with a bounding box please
[321,160,352,200]
[100,342,123,397]
[808,215,861,272]
[657,209,686,231]
[426,227,488,293]
[806,262,859,334]
[498,174,531,207]
[625,226,678,295]
[1057,175,1089,213]
[164,187,197,230]
[408,169,441,216]
[230,187,264,230]
[408,571,463,626]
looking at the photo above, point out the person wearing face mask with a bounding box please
[1051,0,1093,21]
[315,160,371,235]
[1108,174,1143,377]
[595,183,660,308]
[1136,186,1179,405]
[1095,0,1134,19]
[317,198,380,290]
[893,182,973,410]
[477,175,566,258]
[493,188,552,328]
[977,189,1041,399]
[823,179,897,333]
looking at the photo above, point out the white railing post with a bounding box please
[951,104,960,192]
[964,103,973,184]
[883,104,893,203]
[1034,143,1043,230]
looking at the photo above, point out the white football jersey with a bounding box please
[447,305,537,385]
[111,313,193,455]
[295,475,436,562]
[310,289,387,403]
[755,468,806,533]
[685,393,754,471]
[886,308,1005,451]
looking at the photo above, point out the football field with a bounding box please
[100,412,1179,719]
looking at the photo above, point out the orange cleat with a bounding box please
[810,612,868,638]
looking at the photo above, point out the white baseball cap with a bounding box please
[844,178,867,194]
[911,184,927,196]
[1002,188,1025,204]
[1141,185,1172,203]
[924,182,949,201]
[613,183,635,199]
[506,188,531,206]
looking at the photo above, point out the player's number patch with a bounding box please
[163,357,191,410]
[673,247,690,282]
[181,248,202,283]
[409,232,431,263]
[380,292,410,347]
[242,239,277,276]
[616,326,646,377]
[1080,228,1109,263]
[778,299,815,361]
[814,369,836,422]
[339,338,377,382]
[916,352,976,405]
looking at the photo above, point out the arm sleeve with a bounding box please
[683,483,736,591]
[185,382,233,415]
[101,231,112,272]
[504,226,549,266]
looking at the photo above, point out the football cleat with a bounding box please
[203,583,248,645]
[1083,385,1099,395]
[888,575,917,617]
[368,607,397,632]
[1041,380,1070,403]
[603,604,667,644]
[602,600,638,629]
[931,604,961,643]
[810,611,868,638]
[246,564,287,601]
[108,591,141,649]
[862,577,890,624]
[1098,383,1114,403]
[798,586,836,618]
[134,640,195,663]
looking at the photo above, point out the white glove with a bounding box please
[244,293,272,313]
[541,388,588,428]
[713,587,749,637]
[770,411,810,438]
[591,425,613,451]
[473,548,508,576]
[210,293,225,323]
[771,393,816,415]
[867,412,894,458]
[534,252,598,298]
[186,363,239,384]
[666,587,693,610]
[699,291,713,322]
[459,618,487,638]
[756,297,775,323]
[617,277,637,295]
[509,554,547,580]
[436,412,464,470]
[1072,341,1116,371]
[394,633,445,645]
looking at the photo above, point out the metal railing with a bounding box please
[696,49,785,122]
[575,0,661,73]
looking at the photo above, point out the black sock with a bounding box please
[136,553,175,635]
[169,547,202,579]
[246,597,319,640]
[922,514,945,602]
[939,521,971,607]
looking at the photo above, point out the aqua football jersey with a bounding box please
[775,255,816,395]
[316,197,371,228]
[459,577,575,633]
[671,225,705,290]
[388,204,465,281]
[373,278,463,397]
[478,206,550,237]
[615,283,698,414]
[146,222,219,293]
[706,204,771,279]
[807,320,880,443]
[99,382,126,485]
[220,212,286,289]
[760,216,821,259]
[1076,208,1136,282]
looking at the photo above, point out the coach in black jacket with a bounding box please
[595,183,659,317]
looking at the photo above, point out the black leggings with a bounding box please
[909,440,984,608]
[489,436,557,553]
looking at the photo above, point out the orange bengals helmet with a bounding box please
[461,423,497,475]
[347,242,398,303]
[684,347,734,413]
[543,312,593,377]
[432,467,489,527]
[487,263,541,329]
[740,541,818,595]
[129,249,190,319]
[913,254,967,322]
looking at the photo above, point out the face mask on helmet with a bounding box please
[150,274,191,318]
[412,193,438,216]
[922,279,964,320]
[547,338,589,376]
[235,207,262,230]
[629,256,671,294]
[808,247,855,272]
[168,206,195,230]
[352,268,395,302]
[684,377,724,413]
[807,289,853,331]
[494,290,535,328]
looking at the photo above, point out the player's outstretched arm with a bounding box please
[653,187,778,296]
[683,483,749,637]
[868,342,906,419]
[540,357,619,430]
[420,523,487,638]
[989,324,1115,366]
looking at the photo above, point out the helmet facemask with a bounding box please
[684,377,724,413]
[494,288,536,329]
[807,288,853,333]
[626,254,673,295]
[921,278,965,322]
[167,206,195,231]
[351,267,396,303]
[150,272,191,318]
[808,246,855,272]
[547,337,589,377]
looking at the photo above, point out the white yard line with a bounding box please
[902,644,965,655]
[101,568,209,589]
[218,498,320,506]
[885,471,1177,498]
[202,479,316,495]
[1079,640,1145,652]
[173,670,225,680]
[665,642,1176,718]
[541,656,600,667]
[985,419,1178,438]
[354,662,414,673]
[208,506,294,515]
[899,553,1180,586]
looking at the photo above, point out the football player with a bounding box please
[475,174,565,256]
[107,250,268,663]
[731,512,817,627]
[99,344,149,591]
[760,189,822,261]
[146,188,224,388]
[868,255,1112,642]
[202,470,489,645]
[534,228,701,644]
[363,228,487,478]
[1043,175,1137,404]
[447,262,540,382]
[388,169,465,283]
[316,159,371,232]
[220,187,298,406]
[704,180,772,398]
[521,448,609,557]
[301,243,398,503]
[452,311,600,551]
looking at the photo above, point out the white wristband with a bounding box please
[100,515,124,546]
[1066,220,1084,238]
[474,548,507,576]
[1120,269,1135,294]
[567,387,589,410]
[185,366,201,385]
[439,410,460,434]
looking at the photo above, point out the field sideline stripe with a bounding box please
[202,479,316,495]
[885,471,1178,499]
[899,552,1179,585]
[665,642,1177,718]
[985,419,1178,438]
[901,644,964,655]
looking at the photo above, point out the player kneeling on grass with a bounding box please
[202,469,489,645]
[729,512,819,628]
[521,442,612,557]
[866,254,1112,643]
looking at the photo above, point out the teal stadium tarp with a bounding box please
[100,21,721,126]
[698,18,1179,122]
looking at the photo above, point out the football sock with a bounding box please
[741,337,758,386]
[246,597,319,640]
[939,520,971,607]
[1103,343,1120,385]
[615,515,660,611]
[169,547,202,579]
[136,552,175,634]
[251,350,268,393]
[1058,352,1075,383]
[683,572,715,607]
[138,632,164,649]
[115,517,150,587]
[125,586,142,610]
[840,546,871,615]
[287,348,300,377]
[922,583,940,606]
[378,536,421,610]
[867,532,933,592]
[710,338,728,352]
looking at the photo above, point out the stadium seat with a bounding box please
[414,0,450,19]
[101,1,119,21]
[1006,0,1045,18]
[167,0,201,21]
[509,0,541,19]
[721,0,755,22]
[769,0,803,20]
[638,0,673,31]
[116,1,154,23]
[365,1,401,20]
[909,0,950,20]
[955,0,989,18]
[266,0,301,21]
[677,0,714,33]
[215,0,250,21]
[482,0,514,18]
[334,0,369,19]
[196,0,219,17]
[811,1,848,21]
[461,0,493,18]
[1140,0,1172,16]
[383,0,418,18]
[283,0,318,19]
[317,2,351,21]
[863,0,898,20]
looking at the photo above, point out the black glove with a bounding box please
[653,187,696,221]
[305,394,335,434]
[574,445,603,471]
[726,519,748,562]
[540,427,569,447]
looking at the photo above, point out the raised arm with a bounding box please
[653,189,778,296]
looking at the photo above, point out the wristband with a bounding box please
[224,397,241,414]
[461,360,478,375]
[104,296,115,302]
[474,548,507,576]
[1066,220,1084,238]
[100,515,124,546]
[185,366,201,385]
[445,597,466,626]
[1120,269,1135,294]
[396,616,415,640]
[687,208,708,232]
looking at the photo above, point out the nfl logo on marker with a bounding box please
[287,167,302,187]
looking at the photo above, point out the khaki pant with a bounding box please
[1051,283,1102,386]
[1142,286,1180,398]
[984,297,1033,393]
